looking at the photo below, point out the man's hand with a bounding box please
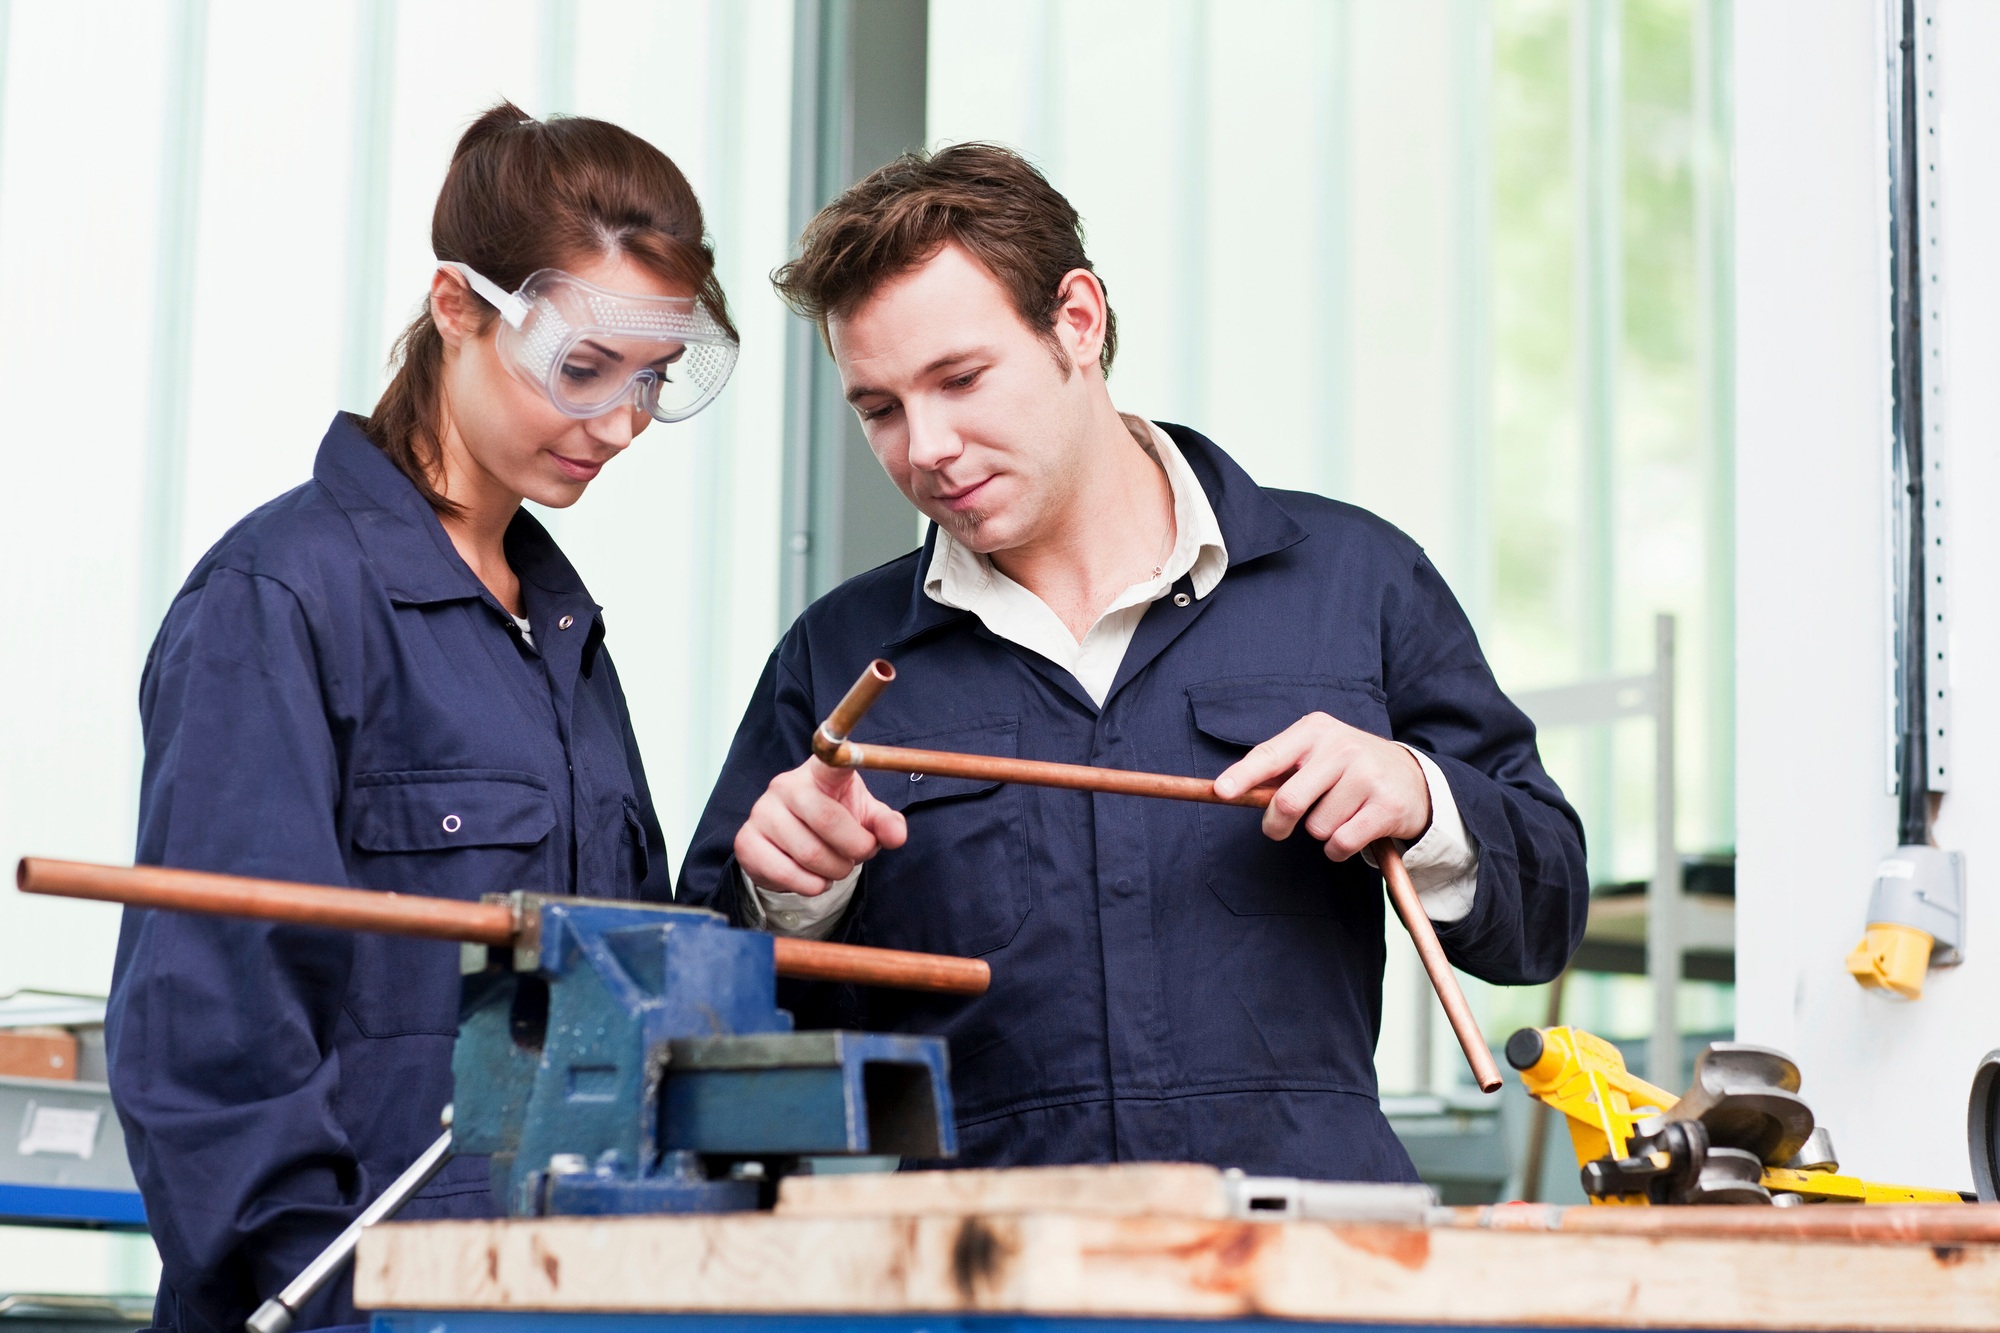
[1212,712,1431,861]
[734,757,910,896]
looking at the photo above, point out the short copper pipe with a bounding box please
[1451,1202,1997,1243]
[815,660,1504,1093]
[15,857,988,996]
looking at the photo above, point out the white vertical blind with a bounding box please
[0,0,796,998]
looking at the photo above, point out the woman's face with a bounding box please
[431,252,685,513]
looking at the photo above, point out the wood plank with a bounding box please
[354,1211,2000,1330]
[775,1163,1228,1218]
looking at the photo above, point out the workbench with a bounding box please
[353,1165,2000,1333]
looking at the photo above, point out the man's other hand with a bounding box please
[735,757,910,896]
[1213,712,1432,861]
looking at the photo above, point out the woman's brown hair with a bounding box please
[364,101,735,515]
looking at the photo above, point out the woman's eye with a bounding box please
[560,362,602,384]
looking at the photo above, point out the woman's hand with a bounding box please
[1213,712,1432,861]
[734,757,909,895]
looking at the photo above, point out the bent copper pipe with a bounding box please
[814,659,1504,1093]
[15,857,989,996]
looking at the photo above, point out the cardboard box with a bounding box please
[0,1027,79,1080]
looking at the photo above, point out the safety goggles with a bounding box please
[439,260,738,423]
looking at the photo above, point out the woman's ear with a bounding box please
[430,268,482,350]
[1051,268,1109,374]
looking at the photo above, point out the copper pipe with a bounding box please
[1450,1202,1997,1243]
[1378,842,1503,1092]
[771,936,987,995]
[814,661,1504,1093]
[17,857,516,945]
[815,658,896,754]
[15,858,988,996]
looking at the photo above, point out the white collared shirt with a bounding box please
[746,418,1480,938]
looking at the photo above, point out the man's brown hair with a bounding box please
[772,142,1117,377]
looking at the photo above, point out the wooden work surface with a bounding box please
[353,1165,2000,1331]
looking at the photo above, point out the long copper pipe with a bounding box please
[15,858,989,996]
[813,660,1504,1093]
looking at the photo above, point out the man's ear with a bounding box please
[1050,268,1109,372]
[430,269,484,350]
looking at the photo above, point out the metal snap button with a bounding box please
[442,814,462,833]
[1173,592,1192,607]
[777,911,802,929]
[558,614,575,630]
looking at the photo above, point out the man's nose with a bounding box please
[904,404,962,473]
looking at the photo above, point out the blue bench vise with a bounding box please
[19,855,991,1333]
[455,895,957,1216]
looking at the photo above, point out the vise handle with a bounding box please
[16,858,989,996]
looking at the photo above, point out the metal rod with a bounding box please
[244,1128,454,1333]
[1889,0,1932,848]
[15,859,988,997]
[1647,613,1682,1091]
[1453,1202,1995,1243]
[814,661,1504,1093]
[1516,969,1570,1203]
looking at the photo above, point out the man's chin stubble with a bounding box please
[940,508,987,543]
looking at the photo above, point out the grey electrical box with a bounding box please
[1866,845,1966,965]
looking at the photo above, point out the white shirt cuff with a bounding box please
[1376,745,1480,924]
[740,866,861,940]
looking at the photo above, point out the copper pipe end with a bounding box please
[815,659,896,765]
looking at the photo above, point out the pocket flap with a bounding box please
[857,717,1018,812]
[1187,677,1389,747]
[352,770,556,852]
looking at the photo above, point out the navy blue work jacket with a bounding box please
[105,414,673,1333]
[680,424,1587,1182]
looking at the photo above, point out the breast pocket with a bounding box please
[344,769,557,1037]
[1187,677,1393,918]
[854,717,1032,957]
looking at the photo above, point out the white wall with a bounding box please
[1736,0,2000,1189]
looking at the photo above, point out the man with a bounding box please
[679,144,1586,1180]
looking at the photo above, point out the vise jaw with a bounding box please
[452,895,956,1216]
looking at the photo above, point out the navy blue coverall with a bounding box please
[105,414,674,1333]
[679,424,1589,1181]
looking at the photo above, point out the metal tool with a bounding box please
[19,857,981,1220]
[1667,1043,1814,1167]
[1222,1169,1439,1224]
[812,659,1505,1093]
[244,1124,454,1333]
[1505,1025,1965,1206]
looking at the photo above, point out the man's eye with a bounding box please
[857,401,899,422]
[947,370,980,390]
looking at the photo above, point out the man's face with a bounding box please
[830,243,1095,555]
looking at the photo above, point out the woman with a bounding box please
[104,103,736,1333]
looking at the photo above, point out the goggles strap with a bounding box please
[436,260,531,328]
